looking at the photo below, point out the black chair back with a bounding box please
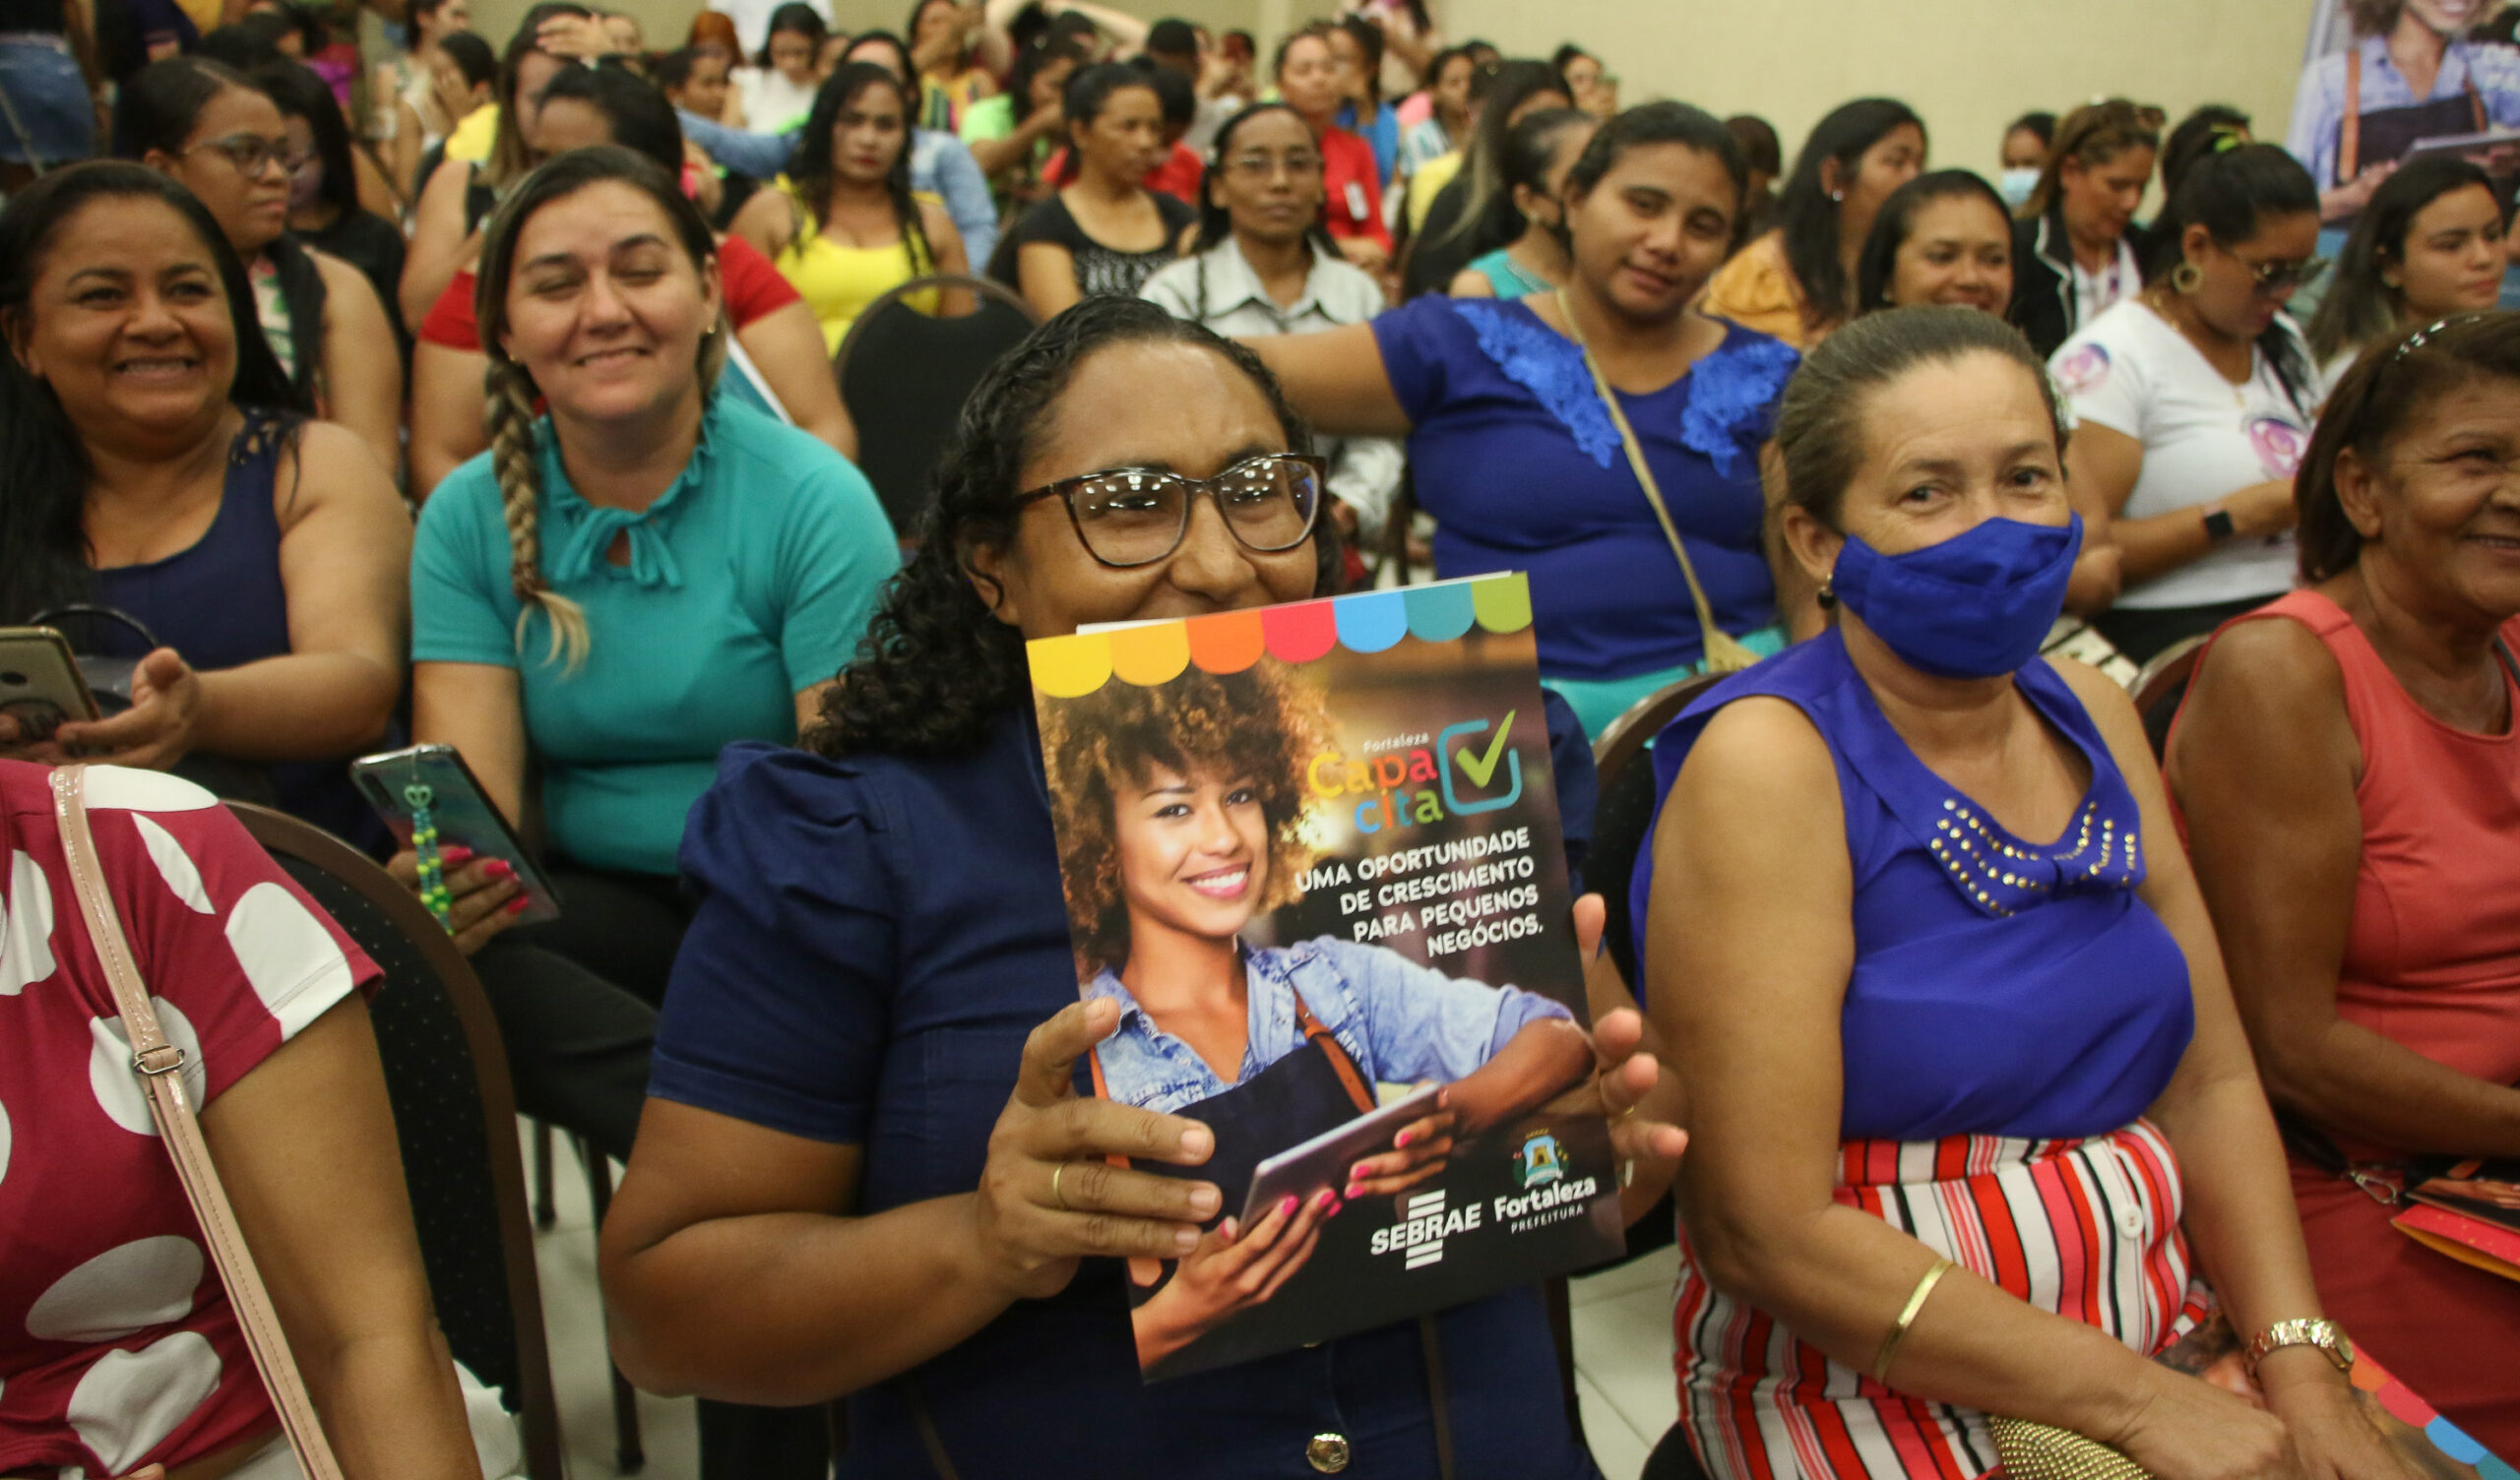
[2133,634,2210,761]
[833,274,1040,535]
[1589,673,1727,990]
[224,804,565,1480]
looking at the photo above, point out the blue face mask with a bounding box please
[1831,514,2082,679]
[1998,165,2040,209]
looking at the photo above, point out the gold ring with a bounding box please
[1050,1161,1074,1211]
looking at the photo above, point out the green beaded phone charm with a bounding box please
[407,781,455,930]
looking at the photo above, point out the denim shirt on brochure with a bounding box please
[1083,938,1573,1114]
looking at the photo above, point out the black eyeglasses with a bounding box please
[185,133,310,180]
[1012,453,1326,568]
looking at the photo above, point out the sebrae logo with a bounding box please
[1307,709,1523,836]
[1370,1188,1480,1269]
[1511,1130,1566,1191]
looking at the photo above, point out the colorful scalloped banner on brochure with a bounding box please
[1027,575,1536,698]
[2352,1352,2515,1478]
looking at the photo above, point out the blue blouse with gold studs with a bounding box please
[1630,628,2194,1141]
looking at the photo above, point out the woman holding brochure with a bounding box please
[599,296,1686,1480]
[1039,657,1593,1370]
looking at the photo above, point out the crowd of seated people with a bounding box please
[4,1,2520,1476]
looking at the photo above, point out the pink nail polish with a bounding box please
[1279,1195,1298,1217]
[505,895,529,914]
[442,845,473,864]
[1313,1187,1338,1210]
[484,859,514,879]
[1395,1130,1414,1148]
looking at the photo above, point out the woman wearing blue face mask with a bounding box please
[1629,307,2403,1480]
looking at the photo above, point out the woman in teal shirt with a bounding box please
[406,144,896,1158]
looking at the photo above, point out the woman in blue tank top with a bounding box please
[0,162,408,851]
[1632,309,2400,1480]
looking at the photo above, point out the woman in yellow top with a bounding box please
[733,62,973,353]
[909,0,995,133]
[1700,97,1922,350]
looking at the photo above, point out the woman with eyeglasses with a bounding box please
[116,55,403,475]
[2305,154,2509,390]
[598,295,1684,1480]
[2051,143,2326,662]
[1140,102,1401,545]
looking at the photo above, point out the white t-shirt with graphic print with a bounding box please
[2050,299,2315,612]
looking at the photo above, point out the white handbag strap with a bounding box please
[49,767,347,1480]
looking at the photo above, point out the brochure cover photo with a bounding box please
[1027,573,1624,1381]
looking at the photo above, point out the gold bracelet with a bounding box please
[1871,1257,1954,1385]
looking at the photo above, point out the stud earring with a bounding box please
[1816,577,1837,610]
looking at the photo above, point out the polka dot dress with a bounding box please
[0,763,377,1476]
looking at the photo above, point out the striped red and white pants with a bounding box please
[1672,1119,2210,1480]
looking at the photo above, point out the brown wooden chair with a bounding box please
[224,804,567,1480]
[2131,634,2211,761]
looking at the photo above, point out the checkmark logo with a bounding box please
[1436,711,1523,815]
[1452,709,1516,788]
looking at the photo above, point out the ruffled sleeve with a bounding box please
[1679,328,1799,482]
[1375,294,1618,462]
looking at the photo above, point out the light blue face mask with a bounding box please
[1832,515,2083,680]
[1998,166,2040,210]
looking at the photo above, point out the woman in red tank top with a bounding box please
[2170,312,2520,1451]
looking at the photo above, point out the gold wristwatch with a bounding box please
[2245,1319,2354,1378]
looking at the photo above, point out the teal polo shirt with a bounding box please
[412,396,899,875]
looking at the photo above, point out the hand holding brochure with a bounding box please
[1027,574,1624,1381]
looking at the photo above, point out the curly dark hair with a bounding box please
[805,295,1335,760]
[1040,661,1332,978]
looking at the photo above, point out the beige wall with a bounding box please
[1433,0,2319,184]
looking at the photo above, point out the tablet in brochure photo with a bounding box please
[1028,573,1624,1382]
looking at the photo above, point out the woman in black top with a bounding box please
[257,59,408,346]
[2008,98,2159,358]
[996,62,1194,316]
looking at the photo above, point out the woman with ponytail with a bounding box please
[730,60,970,352]
[1700,96,1924,350]
[2049,141,2324,661]
[404,144,894,1208]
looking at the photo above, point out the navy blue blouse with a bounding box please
[1371,296,1798,684]
[1626,632,2195,1142]
[651,696,1601,1480]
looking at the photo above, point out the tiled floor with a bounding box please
[527,1133,1679,1479]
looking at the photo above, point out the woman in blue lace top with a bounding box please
[1254,102,1802,737]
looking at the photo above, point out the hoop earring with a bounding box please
[2171,262,2204,295]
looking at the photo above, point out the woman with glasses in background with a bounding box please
[117,55,403,474]
[1142,102,1402,547]
[2050,143,2327,661]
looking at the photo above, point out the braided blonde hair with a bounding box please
[473,145,727,675]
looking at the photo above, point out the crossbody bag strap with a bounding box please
[1555,290,1759,675]
[49,767,347,1480]
[2342,45,2363,186]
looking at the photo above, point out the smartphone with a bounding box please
[0,627,102,743]
[1240,1082,1443,1228]
[349,744,561,925]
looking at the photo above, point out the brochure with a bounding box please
[1027,573,1625,1380]
[2396,1158,2520,1284]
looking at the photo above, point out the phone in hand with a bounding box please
[350,744,561,925]
[0,626,102,745]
